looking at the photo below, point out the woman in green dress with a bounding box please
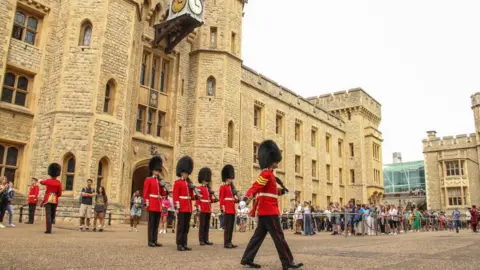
[413,208,422,232]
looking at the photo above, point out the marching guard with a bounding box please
[143,156,167,247]
[196,167,218,246]
[219,164,239,249]
[240,140,303,269]
[173,156,195,251]
[26,178,39,224]
[40,163,62,234]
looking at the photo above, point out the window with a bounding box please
[207,76,215,96]
[339,168,343,185]
[140,52,149,86]
[156,111,165,137]
[79,20,92,46]
[231,32,236,53]
[160,59,169,92]
[446,161,464,176]
[253,105,262,128]
[150,56,170,92]
[373,169,380,184]
[210,27,217,49]
[253,143,259,163]
[312,193,318,207]
[311,129,317,147]
[373,143,381,160]
[295,123,301,141]
[0,144,19,184]
[104,80,115,114]
[340,197,344,206]
[447,187,464,206]
[63,154,75,191]
[325,134,331,153]
[347,111,351,120]
[12,10,39,45]
[312,160,317,178]
[97,158,108,189]
[326,164,331,182]
[275,114,283,135]
[295,155,301,174]
[350,169,355,184]
[327,196,331,206]
[178,126,182,144]
[338,140,343,157]
[227,121,234,148]
[1,71,30,107]
[136,106,145,132]
[146,109,155,135]
[349,143,354,157]
[180,79,184,96]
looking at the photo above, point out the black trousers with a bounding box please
[148,211,161,244]
[0,202,7,223]
[176,212,192,246]
[224,214,235,246]
[199,212,211,243]
[28,203,37,223]
[242,215,294,266]
[45,203,56,233]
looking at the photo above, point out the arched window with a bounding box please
[104,79,115,114]
[0,145,19,184]
[227,121,234,148]
[79,20,92,46]
[63,154,76,191]
[1,71,29,107]
[97,158,108,189]
[207,76,216,96]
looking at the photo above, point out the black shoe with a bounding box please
[225,243,237,249]
[205,241,213,245]
[148,242,156,247]
[241,260,261,268]
[177,245,186,251]
[44,231,51,234]
[283,262,304,269]
[154,242,163,247]
[231,244,238,248]
[184,246,192,251]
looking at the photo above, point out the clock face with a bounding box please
[172,0,187,14]
[189,0,203,15]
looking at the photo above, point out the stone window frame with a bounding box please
[294,155,302,175]
[136,105,146,133]
[349,143,355,158]
[62,153,76,191]
[227,121,234,148]
[156,111,166,137]
[311,127,317,148]
[294,119,302,142]
[12,9,41,46]
[0,143,20,185]
[253,142,260,164]
[350,169,355,184]
[372,142,381,161]
[326,164,331,182]
[206,76,216,97]
[325,133,331,153]
[339,168,343,185]
[97,157,109,189]
[253,101,264,129]
[1,70,32,108]
[210,27,218,49]
[103,79,116,115]
[275,111,284,136]
[445,160,464,177]
[338,139,343,158]
[79,19,93,47]
[446,187,466,206]
[311,159,317,179]
[231,32,236,54]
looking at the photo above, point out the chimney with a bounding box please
[393,152,402,164]
[427,131,437,140]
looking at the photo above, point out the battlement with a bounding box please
[306,88,382,119]
[422,131,477,152]
[471,92,480,108]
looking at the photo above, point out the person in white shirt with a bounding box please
[323,208,332,232]
[389,206,399,235]
[294,203,303,235]
[303,202,313,236]
[239,201,249,232]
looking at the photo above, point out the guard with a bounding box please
[241,140,304,269]
[143,155,167,247]
[219,164,239,249]
[196,167,218,245]
[173,156,195,251]
[26,178,39,224]
[40,163,62,234]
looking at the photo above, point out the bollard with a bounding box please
[19,206,24,223]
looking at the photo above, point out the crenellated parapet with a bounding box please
[422,131,477,152]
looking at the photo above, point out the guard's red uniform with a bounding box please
[195,185,213,213]
[219,184,238,214]
[245,169,282,216]
[40,179,62,205]
[173,178,194,213]
[143,177,167,212]
[28,185,40,204]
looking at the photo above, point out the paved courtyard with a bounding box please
[1,222,480,270]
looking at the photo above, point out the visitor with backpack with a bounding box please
[0,177,15,228]
[79,179,96,231]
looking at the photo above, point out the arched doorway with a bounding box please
[131,165,149,222]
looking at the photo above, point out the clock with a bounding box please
[172,0,186,14]
[189,0,203,15]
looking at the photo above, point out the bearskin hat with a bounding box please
[48,163,61,177]
[149,155,163,174]
[176,156,194,177]
[258,140,282,169]
[198,167,212,183]
[221,164,235,182]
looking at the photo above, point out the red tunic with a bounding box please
[173,178,194,213]
[470,209,479,226]
[143,177,167,212]
[245,169,282,216]
[195,185,214,213]
[40,179,62,205]
[27,185,40,204]
[219,184,238,214]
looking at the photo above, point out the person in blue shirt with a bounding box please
[452,208,461,233]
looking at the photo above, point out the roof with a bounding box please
[383,160,425,172]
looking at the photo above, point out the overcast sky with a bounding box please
[241,0,480,163]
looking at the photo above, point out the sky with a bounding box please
[241,0,480,163]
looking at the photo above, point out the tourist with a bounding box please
[144,156,167,247]
[294,202,303,235]
[366,205,375,236]
[40,163,62,234]
[303,201,313,236]
[388,205,398,235]
[93,186,108,232]
[129,190,143,232]
[452,208,461,233]
[219,164,239,249]
[26,178,39,224]
[465,209,471,229]
[160,196,170,234]
[378,205,387,234]
[167,193,176,233]
[239,201,249,233]
[413,208,422,232]
[0,179,15,228]
[173,156,195,251]
[79,179,96,232]
[0,176,7,228]
[469,205,478,233]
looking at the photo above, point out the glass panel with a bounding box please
[4,73,15,87]
[15,12,25,25]
[98,162,103,176]
[151,60,156,89]
[17,77,28,90]
[105,83,111,97]
[27,17,38,30]
[1,88,13,103]
[4,168,16,184]
[12,26,23,40]
[14,92,26,106]
[83,26,92,46]
[67,158,75,173]
[0,145,4,164]
[66,175,74,191]
[6,147,18,166]
[25,31,35,45]
[103,99,109,113]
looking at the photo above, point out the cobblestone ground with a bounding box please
[1,222,480,270]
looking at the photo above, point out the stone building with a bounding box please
[423,93,480,211]
[0,0,383,220]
